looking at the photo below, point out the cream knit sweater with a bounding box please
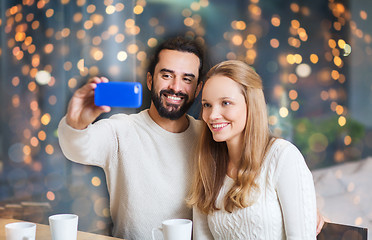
[193,139,317,240]
[58,110,201,240]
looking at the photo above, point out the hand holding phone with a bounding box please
[94,82,142,108]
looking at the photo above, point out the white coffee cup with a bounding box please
[49,214,78,240]
[5,222,36,240]
[152,219,192,240]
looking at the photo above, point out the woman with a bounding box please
[187,60,317,239]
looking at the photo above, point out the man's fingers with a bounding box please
[89,76,109,84]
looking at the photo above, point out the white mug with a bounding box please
[49,214,78,240]
[5,222,36,240]
[152,219,192,240]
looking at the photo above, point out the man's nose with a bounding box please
[168,78,182,93]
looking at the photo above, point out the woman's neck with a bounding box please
[226,140,244,179]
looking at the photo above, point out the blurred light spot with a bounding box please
[41,113,51,125]
[68,78,77,88]
[87,4,96,13]
[268,115,278,125]
[343,44,351,56]
[45,144,54,155]
[270,38,279,48]
[106,5,115,14]
[136,51,147,62]
[115,34,125,43]
[93,197,110,217]
[232,34,243,46]
[190,2,201,11]
[116,3,125,11]
[347,182,355,192]
[45,9,54,18]
[271,15,280,27]
[333,56,342,66]
[291,19,300,29]
[133,5,143,14]
[289,90,298,100]
[73,13,83,22]
[23,145,31,155]
[287,54,296,64]
[310,54,318,64]
[46,191,55,201]
[279,107,288,118]
[335,105,344,115]
[91,48,104,61]
[338,116,346,126]
[184,17,194,27]
[290,3,300,13]
[77,59,85,71]
[290,101,300,111]
[117,51,128,62]
[288,74,298,84]
[64,61,72,71]
[35,70,51,85]
[91,176,101,187]
[328,39,337,48]
[360,10,367,20]
[295,63,311,78]
[355,217,363,226]
[334,150,345,163]
[344,135,352,146]
[127,44,139,54]
[30,137,39,147]
[309,133,328,152]
[38,130,46,141]
[12,95,20,107]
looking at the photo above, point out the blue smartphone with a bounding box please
[94,82,142,108]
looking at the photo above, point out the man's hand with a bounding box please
[66,77,111,130]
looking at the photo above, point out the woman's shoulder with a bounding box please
[268,138,301,158]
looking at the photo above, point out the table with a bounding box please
[0,218,124,240]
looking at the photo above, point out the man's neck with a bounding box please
[148,104,189,133]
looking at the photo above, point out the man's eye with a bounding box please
[184,78,192,83]
[162,74,172,79]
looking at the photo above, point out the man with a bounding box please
[58,36,204,239]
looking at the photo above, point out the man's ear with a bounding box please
[195,81,203,97]
[146,72,152,91]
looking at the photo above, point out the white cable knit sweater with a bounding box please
[57,110,202,240]
[193,139,317,240]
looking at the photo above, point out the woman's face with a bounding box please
[202,75,247,146]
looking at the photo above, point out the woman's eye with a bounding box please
[202,103,211,108]
[222,101,231,106]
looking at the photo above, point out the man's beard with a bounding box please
[151,87,194,120]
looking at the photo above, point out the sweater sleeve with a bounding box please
[192,207,214,240]
[57,116,117,168]
[275,143,317,240]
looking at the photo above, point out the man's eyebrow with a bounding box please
[184,73,196,79]
[160,68,196,79]
[160,68,174,74]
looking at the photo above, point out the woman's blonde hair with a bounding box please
[187,60,274,214]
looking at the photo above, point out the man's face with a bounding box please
[147,49,201,120]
